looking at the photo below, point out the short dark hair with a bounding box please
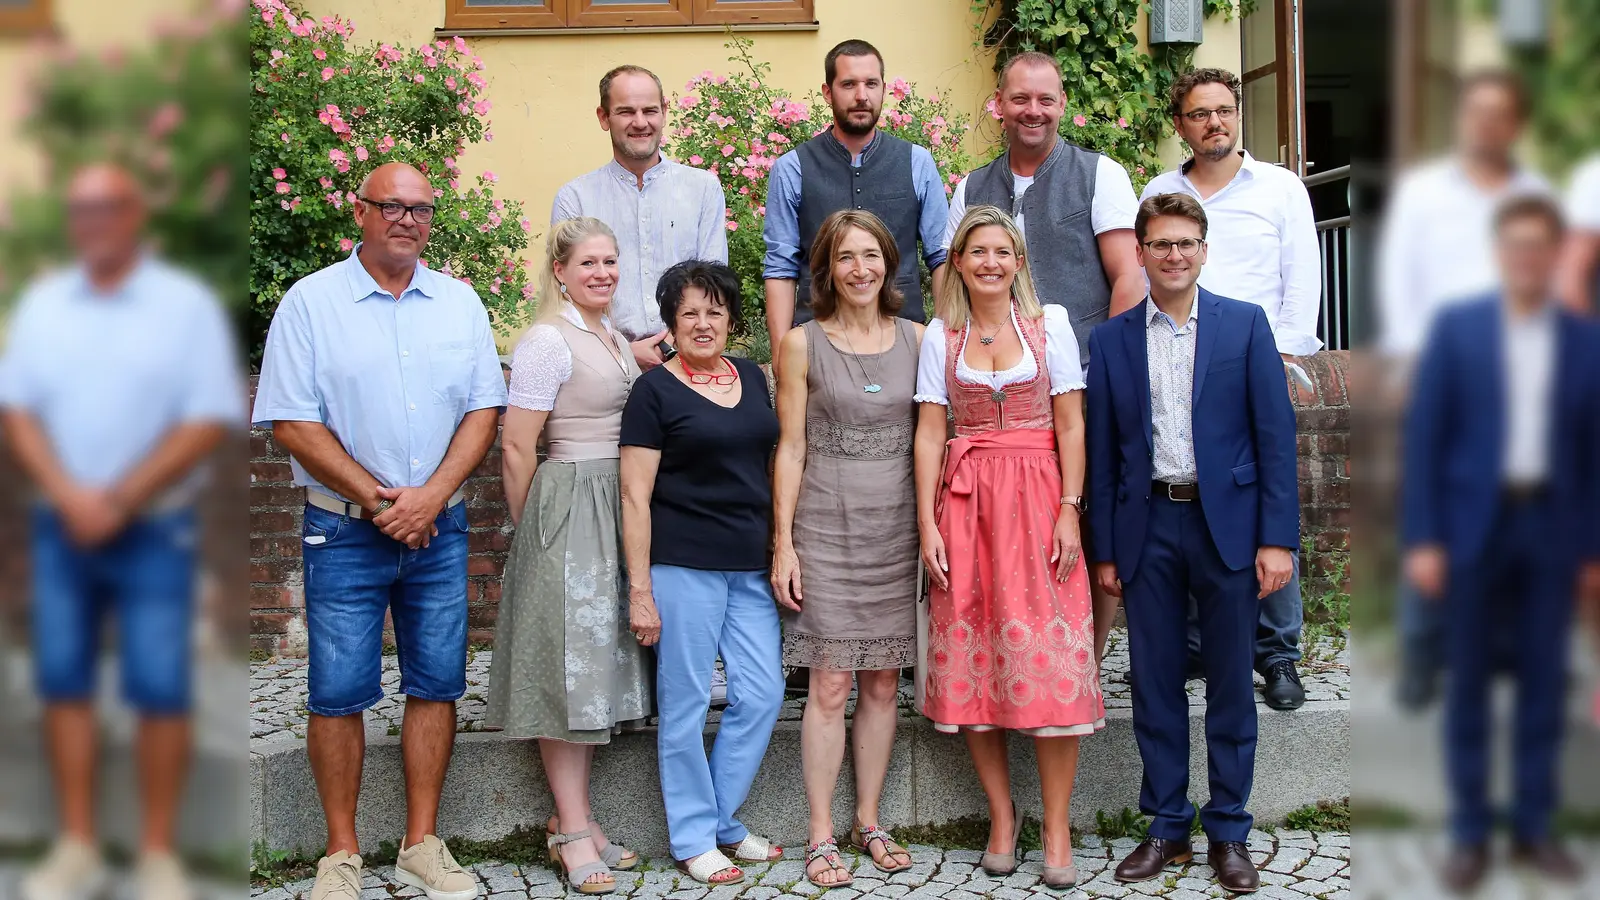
[1136,193,1209,243]
[599,65,664,113]
[1458,67,1530,120]
[1168,67,1242,118]
[656,260,744,332]
[1493,193,1565,239]
[824,39,884,85]
[808,209,903,321]
[997,51,1063,93]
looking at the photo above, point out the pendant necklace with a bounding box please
[974,317,1005,346]
[840,319,887,394]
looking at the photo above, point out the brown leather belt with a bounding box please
[1153,480,1200,502]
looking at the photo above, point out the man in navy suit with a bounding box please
[1087,193,1299,894]
[1403,194,1600,891]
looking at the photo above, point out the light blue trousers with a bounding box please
[651,565,785,861]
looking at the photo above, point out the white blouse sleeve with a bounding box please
[507,325,572,411]
[1043,305,1086,394]
[914,318,951,405]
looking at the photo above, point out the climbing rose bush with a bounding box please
[249,0,530,360]
[663,38,975,353]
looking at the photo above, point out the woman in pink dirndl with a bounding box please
[912,206,1105,890]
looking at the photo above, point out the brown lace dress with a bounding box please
[782,318,919,671]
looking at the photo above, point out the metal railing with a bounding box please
[1304,165,1352,351]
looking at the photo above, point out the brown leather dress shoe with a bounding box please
[1511,839,1582,882]
[1113,837,1192,883]
[1209,842,1260,894]
[1440,844,1489,894]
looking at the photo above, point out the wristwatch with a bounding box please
[1060,495,1087,514]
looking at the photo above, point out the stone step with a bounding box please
[250,633,1350,857]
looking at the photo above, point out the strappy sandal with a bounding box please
[850,822,912,874]
[675,848,744,885]
[547,817,640,871]
[547,828,617,895]
[805,839,855,888]
[718,832,783,863]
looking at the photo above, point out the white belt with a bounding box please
[305,487,465,520]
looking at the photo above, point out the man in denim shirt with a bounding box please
[253,162,505,900]
[0,164,241,900]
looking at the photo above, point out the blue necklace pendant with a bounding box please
[863,384,882,393]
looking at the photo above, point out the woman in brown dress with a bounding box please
[771,209,922,888]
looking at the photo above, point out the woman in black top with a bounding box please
[619,261,784,886]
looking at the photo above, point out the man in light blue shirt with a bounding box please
[251,161,504,900]
[0,163,240,900]
[762,39,949,362]
[553,64,728,369]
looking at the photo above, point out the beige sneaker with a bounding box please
[134,851,193,900]
[21,837,108,900]
[310,850,364,900]
[394,834,479,899]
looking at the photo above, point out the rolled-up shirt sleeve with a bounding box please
[761,151,805,280]
[912,145,950,270]
[250,287,322,427]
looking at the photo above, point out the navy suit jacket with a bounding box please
[1086,288,1300,581]
[1401,295,1600,566]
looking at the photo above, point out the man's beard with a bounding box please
[834,105,879,136]
[1196,131,1236,161]
[613,133,660,162]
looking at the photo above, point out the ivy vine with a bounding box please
[1496,0,1600,176]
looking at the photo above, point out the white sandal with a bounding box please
[676,848,744,885]
[718,833,782,862]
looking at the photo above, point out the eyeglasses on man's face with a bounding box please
[1141,238,1205,259]
[359,197,436,225]
[1181,106,1239,125]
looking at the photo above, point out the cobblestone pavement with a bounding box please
[251,830,1350,899]
[250,630,1350,746]
[1351,832,1600,899]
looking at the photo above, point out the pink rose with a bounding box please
[720,145,735,157]
[1117,117,1129,129]
[321,68,334,81]
[275,181,290,193]
[474,99,492,116]
[726,220,739,232]
[355,146,369,161]
[689,155,703,165]
[272,168,287,179]
[1073,115,1087,127]
[280,132,290,143]
[340,238,354,252]
[414,74,425,84]
[313,48,326,60]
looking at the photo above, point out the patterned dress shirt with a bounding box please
[1147,296,1199,482]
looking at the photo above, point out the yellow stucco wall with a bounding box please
[0,0,204,196]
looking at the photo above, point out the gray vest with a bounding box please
[794,131,925,325]
[964,139,1110,361]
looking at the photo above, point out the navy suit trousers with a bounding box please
[1124,494,1259,842]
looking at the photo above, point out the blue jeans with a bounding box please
[31,507,197,714]
[302,502,470,717]
[651,565,784,861]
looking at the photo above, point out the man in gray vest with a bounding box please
[941,51,1146,366]
[762,39,950,364]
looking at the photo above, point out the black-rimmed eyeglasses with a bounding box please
[1141,238,1205,259]
[1180,106,1239,124]
[358,197,436,224]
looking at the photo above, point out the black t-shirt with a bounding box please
[619,357,779,571]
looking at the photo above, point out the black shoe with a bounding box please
[1262,659,1305,710]
[784,665,810,695]
[1395,665,1439,712]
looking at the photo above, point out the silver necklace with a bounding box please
[974,317,1005,346]
[839,319,888,394]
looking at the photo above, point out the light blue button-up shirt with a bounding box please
[0,256,243,501]
[250,245,508,502]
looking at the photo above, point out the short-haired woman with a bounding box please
[771,210,921,888]
[486,217,650,894]
[619,261,786,886]
[913,206,1106,891]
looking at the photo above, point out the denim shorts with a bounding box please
[302,501,471,716]
[31,506,197,714]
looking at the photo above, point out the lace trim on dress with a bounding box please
[507,324,572,411]
[783,632,916,671]
[805,417,915,460]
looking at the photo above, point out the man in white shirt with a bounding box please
[1377,70,1552,361]
[1557,152,1600,312]
[1141,68,1320,711]
[553,65,728,370]
[1378,70,1551,709]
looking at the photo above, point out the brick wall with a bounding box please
[247,351,1352,656]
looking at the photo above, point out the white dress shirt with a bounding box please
[1377,157,1552,357]
[1146,297,1199,483]
[1501,304,1554,485]
[1140,151,1323,356]
[1566,154,1600,232]
[552,157,728,341]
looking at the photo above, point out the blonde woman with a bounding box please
[486,217,649,895]
[912,205,1105,891]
